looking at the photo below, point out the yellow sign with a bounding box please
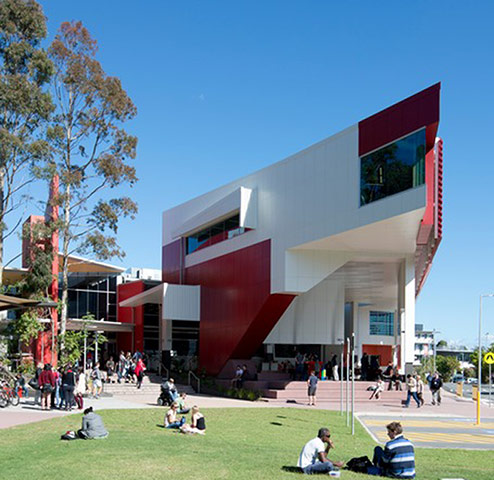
[484,352,494,365]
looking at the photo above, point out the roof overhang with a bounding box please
[119,282,200,322]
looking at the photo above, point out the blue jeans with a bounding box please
[166,417,185,429]
[367,446,384,475]
[405,391,420,407]
[302,461,334,475]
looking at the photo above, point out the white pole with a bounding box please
[83,335,87,375]
[95,333,99,364]
[489,363,492,408]
[351,333,355,435]
[340,349,343,415]
[478,295,482,425]
[346,337,350,427]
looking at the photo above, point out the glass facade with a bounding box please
[360,128,426,206]
[369,311,394,336]
[186,213,246,254]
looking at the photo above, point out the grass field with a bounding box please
[0,408,493,480]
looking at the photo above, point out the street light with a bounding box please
[432,329,440,373]
[478,294,494,425]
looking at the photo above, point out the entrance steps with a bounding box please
[102,375,194,396]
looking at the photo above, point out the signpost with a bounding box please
[485,352,494,407]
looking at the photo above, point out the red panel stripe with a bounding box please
[359,83,440,156]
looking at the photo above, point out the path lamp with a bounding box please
[478,294,494,425]
[351,332,355,436]
[337,338,344,415]
[346,337,350,427]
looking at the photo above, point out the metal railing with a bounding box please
[188,370,201,393]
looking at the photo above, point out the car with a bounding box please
[452,374,465,383]
[465,377,478,385]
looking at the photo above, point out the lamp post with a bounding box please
[432,329,440,373]
[337,338,344,415]
[478,294,494,425]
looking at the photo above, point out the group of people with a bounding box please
[230,364,252,389]
[294,352,340,382]
[164,395,206,435]
[29,361,110,410]
[108,350,147,388]
[299,422,415,478]
[403,372,443,408]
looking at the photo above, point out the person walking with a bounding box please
[307,370,318,406]
[331,354,339,381]
[135,357,146,389]
[403,374,421,408]
[91,362,103,398]
[361,352,369,381]
[416,374,425,406]
[430,372,443,406]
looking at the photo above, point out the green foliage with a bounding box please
[417,355,434,379]
[16,356,34,374]
[436,340,448,348]
[58,315,107,367]
[470,344,494,382]
[13,310,42,345]
[435,355,460,381]
[0,0,53,278]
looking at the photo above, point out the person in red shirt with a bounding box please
[135,358,146,389]
[38,364,56,410]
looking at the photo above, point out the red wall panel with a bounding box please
[162,238,182,284]
[184,240,294,375]
[359,83,440,156]
[117,281,145,353]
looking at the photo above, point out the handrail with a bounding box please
[159,362,169,380]
[188,370,201,393]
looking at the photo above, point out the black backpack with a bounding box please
[345,455,373,473]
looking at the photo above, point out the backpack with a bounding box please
[345,455,373,473]
[61,430,78,441]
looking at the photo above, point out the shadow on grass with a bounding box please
[281,466,302,474]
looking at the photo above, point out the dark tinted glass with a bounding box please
[360,129,426,206]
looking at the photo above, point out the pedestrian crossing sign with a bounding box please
[484,352,494,364]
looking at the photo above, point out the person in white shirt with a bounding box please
[403,374,421,408]
[297,428,344,474]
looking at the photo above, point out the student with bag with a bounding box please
[38,364,56,410]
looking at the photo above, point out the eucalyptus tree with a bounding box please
[0,0,53,284]
[46,21,138,350]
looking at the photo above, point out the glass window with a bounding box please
[186,213,246,254]
[360,128,426,206]
[369,311,394,336]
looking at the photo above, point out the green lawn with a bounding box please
[0,408,492,479]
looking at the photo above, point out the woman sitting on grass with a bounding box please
[164,402,186,429]
[78,407,108,439]
[180,406,206,435]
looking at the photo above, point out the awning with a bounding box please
[0,294,57,312]
[119,282,200,321]
[66,318,134,333]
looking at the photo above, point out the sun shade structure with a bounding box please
[0,294,57,312]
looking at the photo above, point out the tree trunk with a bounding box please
[59,182,70,355]
[0,168,4,287]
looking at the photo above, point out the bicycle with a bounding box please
[0,384,20,407]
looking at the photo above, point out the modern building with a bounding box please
[122,84,444,376]
[413,323,435,366]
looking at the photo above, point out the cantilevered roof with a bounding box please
[0,294,57,312]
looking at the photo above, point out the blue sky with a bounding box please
[6,1,494,347]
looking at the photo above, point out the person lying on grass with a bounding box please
[180,405,206,435]
[164,402,186,429]
[297,427,344,474]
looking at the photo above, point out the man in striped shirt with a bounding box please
[368,421,415,478]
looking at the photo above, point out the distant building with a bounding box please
[414,324,435,366]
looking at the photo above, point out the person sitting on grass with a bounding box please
[78,407,108,439]
[297,427,344,474]
[180,405,206,435]
[177,392,190,414]
[164,402,186,429]
[367,421,415,478]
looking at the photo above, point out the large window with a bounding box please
[186,213,247,254]
[369,311,394,336]
[360,128,426,206]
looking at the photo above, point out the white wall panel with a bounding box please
[162,284,200,321]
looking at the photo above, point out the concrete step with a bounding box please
[257,371,290,381]
[262,389,405,400]
[103,382,194,396]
